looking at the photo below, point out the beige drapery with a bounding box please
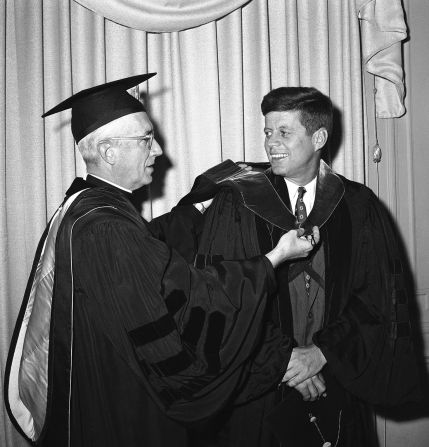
[357,0,408,117]
[77,0,407,119]
[0,1,407,446]
[74,0,252,32]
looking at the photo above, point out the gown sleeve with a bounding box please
[178,188,295,405]
[148,204,204,264]
[72,211,276,422]
[227,321,294,405]
[313,192,421,406]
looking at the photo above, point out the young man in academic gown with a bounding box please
[154,87,422,446]
[4,76,321,447]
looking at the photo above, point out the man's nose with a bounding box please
[151,139,163,157]
[267,134,280,148]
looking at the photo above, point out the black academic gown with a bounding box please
[5,175,294,447]
[154,160,421,447]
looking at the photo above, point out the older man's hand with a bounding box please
[282,344,327,387]
[265,226,320,268]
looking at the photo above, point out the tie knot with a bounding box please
[297,186,306,199]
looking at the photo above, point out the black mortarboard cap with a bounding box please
[42,73,156,143]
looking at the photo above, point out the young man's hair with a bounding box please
[261,87,333,136]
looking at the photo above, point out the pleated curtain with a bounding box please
[0,1,407,446]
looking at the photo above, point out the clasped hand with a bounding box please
[282,344,327,401]
[293,373,326,401]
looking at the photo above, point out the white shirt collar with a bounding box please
[284,176,317,214]
[87,174,133,194]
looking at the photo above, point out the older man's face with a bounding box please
[112,112,162,190]
[264,110,319,184]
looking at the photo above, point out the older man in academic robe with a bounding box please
[4,76,319,447]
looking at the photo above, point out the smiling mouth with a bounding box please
[270,154,289,159]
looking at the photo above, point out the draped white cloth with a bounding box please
[75,0,408,119]
[74,0,251,32]
[0,1,407,446]
[357,0,408,117]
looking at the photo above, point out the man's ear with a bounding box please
[312,128,328,152]
[97,141,116,165]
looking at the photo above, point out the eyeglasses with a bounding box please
[98,133,154,151]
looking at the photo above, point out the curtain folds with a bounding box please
[357,0,408,117]
[0,1,407,446]
[74,0,252,32]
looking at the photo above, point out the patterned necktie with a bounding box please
[294,186,311,299]
[295,186,307,226]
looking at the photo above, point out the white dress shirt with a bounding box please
[284,176,317,215]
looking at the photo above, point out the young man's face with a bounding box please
[264,110,321,184]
